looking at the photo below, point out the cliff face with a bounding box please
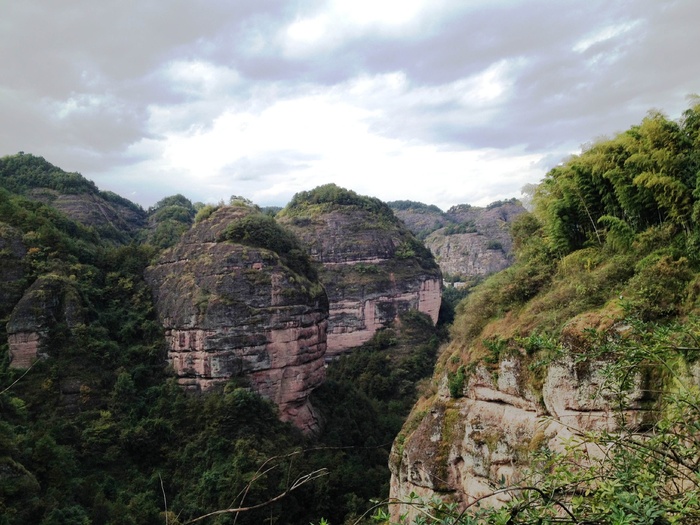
[279,204,442,356]
[7,274,85,369]
[0,223,27,318]
[145,206,329,432]
[392,200,526,281]
[389,315,649,519]
[28,188,146,242]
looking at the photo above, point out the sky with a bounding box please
[2,1,699,211]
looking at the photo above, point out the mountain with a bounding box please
[0,153,443,523]
[0,153,146,243]
[145,205,329,432]
[390,199,526,283]
[278,184,442,356]
[388,104,700,523]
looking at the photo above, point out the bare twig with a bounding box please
[0,359,38,396]
[184,468,328,524]
[159,474,168,525]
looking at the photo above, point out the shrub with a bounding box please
[220,213,317,280]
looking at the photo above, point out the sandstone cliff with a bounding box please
[391,200,526,281]
[7,274,85,369]
[389,310,649,519]
[279,186,442,356]
[145,205,329,432]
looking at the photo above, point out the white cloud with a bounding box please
[281,0,433,57]
[134,73,544,210]
[573,21,641,53]
[330,0,427,27]
[163,60,241,98]
[4,0,699,212]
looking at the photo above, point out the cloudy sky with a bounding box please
[2,1,699,211]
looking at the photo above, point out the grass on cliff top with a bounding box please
[438,211,700,397]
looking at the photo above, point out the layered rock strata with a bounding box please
[390,335,647,520]
[145,206,329,432]
[392,200,526,280]
[279,207,442,355]
[28,188,146,242]
[425,202,525,280]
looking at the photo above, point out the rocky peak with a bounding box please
[391,200,526,281]
[145,205,329,432]
[278,185,442,356]
[0,153,146,243]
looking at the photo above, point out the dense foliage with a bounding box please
[0,153,99,196]
[386,201,443,214]
[220,212,318,280]
[282,183,398,223]
[141,194,197,250]
[0,159,443,524]
[380,103,700,524]
[536,106,700,257]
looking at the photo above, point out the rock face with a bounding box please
[7,275,84,368]
[389,325,647,520]
[0,223,27,318]
[391,200,526,281]
[279,202,442,356]
[145,206,329,432]
[28,188,146,242]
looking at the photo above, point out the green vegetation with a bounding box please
[309,311,442,524]
[0,156,444,524]
[379,102,700,524]
[0,153,98,196]
[485,197,518,210]
[142,194,197,250]
[281,183,398,224]
[220,212,317,281]
[442,221,477,235]
[378,319,700,525]
[386,200,443,213]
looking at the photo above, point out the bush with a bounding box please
[220,213,317,280]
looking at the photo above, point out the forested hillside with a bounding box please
[0,156,443,524]
[388,104,700,524]
[4,99,700,525]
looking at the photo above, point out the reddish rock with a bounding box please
[145,206,329,432]
[279,195,442,356]
[7,274,84,368]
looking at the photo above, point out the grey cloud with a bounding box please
[218,151,317,182]
[3,0,700,208]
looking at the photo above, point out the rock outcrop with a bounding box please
[389,319,648,520]
[0,153,146,243]
[279,188,442,356]
[28,188,146,243]
[7,274,85,368]
[145,206,329,432]
[391,200,526,281]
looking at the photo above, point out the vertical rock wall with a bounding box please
[390,341,647,521]
[279,208,442,356]
[145,207,329,432]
